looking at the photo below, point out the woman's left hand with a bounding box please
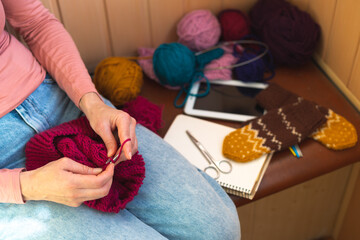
[79,92,137,163]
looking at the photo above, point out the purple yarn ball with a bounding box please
[234,51,266,82]
[249,0,320,66]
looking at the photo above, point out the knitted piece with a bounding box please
[223,100,326,162]
[256,83,358,150]
[25,116,145,213]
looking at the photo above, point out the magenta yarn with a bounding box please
[177,9,221,51]
[122,96,163,134]
[218,9,250,41]
[137,47,180,90]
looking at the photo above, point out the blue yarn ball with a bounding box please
[153,43,196,87]
[234,51,266,83]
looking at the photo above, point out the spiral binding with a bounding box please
[219,182,252,199]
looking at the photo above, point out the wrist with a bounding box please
[19,170,33,201]
[79,92,104,116]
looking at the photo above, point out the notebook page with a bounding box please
[163,114,268,192]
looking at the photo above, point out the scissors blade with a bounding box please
[186,130,212,164]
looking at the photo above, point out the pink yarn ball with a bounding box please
[177,9,221,51]
[204,52,237,80]
[137,47,180,90]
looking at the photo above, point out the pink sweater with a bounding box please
[0,0,99,203]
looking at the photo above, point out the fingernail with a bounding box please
[94,168,103,174]
[127,151,132,160]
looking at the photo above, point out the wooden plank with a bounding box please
[221,0,257,13]
[148,0,184,47]
[237,166,352,240]
[336,166,360,240]
[288,0,309,11]
[323,0,360,86]
[347,39,360,101]
[105,0,152,56]
[40,0,62,21]
[308,0,337,59]
[333,163,360,239]
[314,54,360,111]
[58,0,111,71]
[183,0,223,15]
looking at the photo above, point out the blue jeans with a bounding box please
[0,77,241,240]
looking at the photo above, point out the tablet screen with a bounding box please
[193,82,264,116]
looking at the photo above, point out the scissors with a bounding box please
[186,130,232,179]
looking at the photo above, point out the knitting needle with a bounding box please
[105,138,132,165]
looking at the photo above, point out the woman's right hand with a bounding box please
[19,157,114,207]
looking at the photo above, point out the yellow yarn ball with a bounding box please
[93,57,144,106]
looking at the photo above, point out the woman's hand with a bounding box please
[20,158,114,207]
[79,92,138,162]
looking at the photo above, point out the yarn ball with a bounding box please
[218,9,250,41]
[177,9,221,51]
[137,47,180,90]
[93,57,144,106]
[153,43,224,87]
[249,0,320,66]
[25,116,145,213]
[234,51,268,82]
[204,52,237,80]
[122,96,163,134]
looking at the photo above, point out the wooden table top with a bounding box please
[139,61,360,207]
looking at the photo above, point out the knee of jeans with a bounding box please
[186,203,241,240]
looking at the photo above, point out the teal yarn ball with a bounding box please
[153,43,224,87]
[152,42,225,108]
[153,43,196,87]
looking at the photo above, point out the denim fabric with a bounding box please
[0,78,241,240]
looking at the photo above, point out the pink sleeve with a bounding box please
[2,0,99,107]
[0,168,25,204]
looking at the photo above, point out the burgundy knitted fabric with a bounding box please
[25,116,145,213]
[122,96,163,134]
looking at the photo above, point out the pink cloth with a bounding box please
[0,0,99,204]
[203,53,237,80]
[0,168,25,204]
[25,116,145,213]
[0,0,98,118]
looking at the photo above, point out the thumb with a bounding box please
[63,160,103,175]
[96,127,118,158]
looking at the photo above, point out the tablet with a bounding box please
[184,80,268,122]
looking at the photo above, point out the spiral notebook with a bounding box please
[163,114,272,199]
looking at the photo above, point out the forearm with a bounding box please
[3,0,99,107]
[0,168,25,204]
